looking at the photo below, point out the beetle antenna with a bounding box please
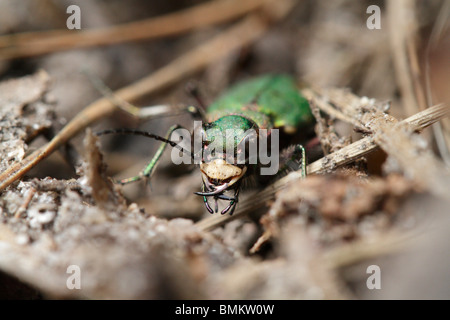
[95,128,194,159]
[185,81,208,119]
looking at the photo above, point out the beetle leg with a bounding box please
[201,183,214,214]
[299,144,307,178]
[227,201,238,216]
[205,200,214,214]
[217,194,235,201]
[115,125,186,185]
[220,186,240,215]
[221,201,233,215]
[276,144,307,178]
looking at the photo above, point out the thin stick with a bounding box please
[387,0,419,117]
[195,103,450,232]
[14,187,36,218]
[0,0,295,192]
[0,0,265,60]
[83,69,188,119]
[425,1,450,166]
[302,87,367,131]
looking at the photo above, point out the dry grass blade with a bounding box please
[0,0,265,60]
[0,0,295,192]
[387,0,422,117]
[195,103,450,232]
[426,1,450,166]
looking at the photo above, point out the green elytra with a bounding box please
[96,74,314,215]
[206,74,313,132]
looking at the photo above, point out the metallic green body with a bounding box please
[206,74,313,132]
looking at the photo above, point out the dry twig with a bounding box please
[387,0,423,117]
[0,0,265,60]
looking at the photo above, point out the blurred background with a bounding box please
[0,0,449,299]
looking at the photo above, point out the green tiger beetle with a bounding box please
[96,74,315,215]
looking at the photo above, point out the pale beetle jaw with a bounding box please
[194,159,246,214]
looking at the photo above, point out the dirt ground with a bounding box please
[0,0,449,299]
